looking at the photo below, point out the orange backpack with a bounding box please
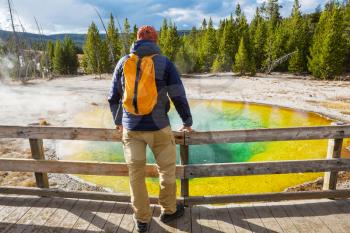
[122,54,158,115]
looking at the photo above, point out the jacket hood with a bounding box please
[130,40,161,57]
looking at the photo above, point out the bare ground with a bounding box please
[0,72,350,192]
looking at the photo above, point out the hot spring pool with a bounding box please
[57,100,350,196]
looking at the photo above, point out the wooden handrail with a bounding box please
[0,125,185,144]
[0,158,184,178]
[186,125,350,145]
[1,124,349,145]
[0,124,349,205]
[185,158,350,178]
[1,158,350,178]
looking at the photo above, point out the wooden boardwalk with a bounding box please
[0,195,349,233]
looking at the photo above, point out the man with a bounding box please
[108,25,193,232]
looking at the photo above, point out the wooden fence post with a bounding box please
[323,122,344,191]
[29,139,49,188]
[180,141,189,206]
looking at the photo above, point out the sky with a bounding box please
[0,0,328,35]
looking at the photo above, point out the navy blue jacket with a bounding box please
[108,40,192,131]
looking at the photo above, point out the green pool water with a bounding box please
[58,100,350,196]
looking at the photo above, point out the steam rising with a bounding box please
[0,40,16,82]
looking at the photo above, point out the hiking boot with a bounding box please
[159,204,185,223]
[132,215,149,232]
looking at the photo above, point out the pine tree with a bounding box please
[198,18,217,71]
[159,19,168,52]
[212,21,234,72]
[107,14,122,64]
[187,26,201,71]
[53,41,64,75]
[287,0,309,73]
[235,5,255,73]
[263,0,282,71]
[175,36,194,74]
[233,38,250,75]
[344,2,350,71]
[82,22,102,74]
[132,24,138,43]
[272,22,289,71]
[40,40,55,74]
[263,0,281,28]
[308,4,346,79]
[310,4,322,32]
[201,19,207,30]
[161,22,180,61]
[100,39,111,73]
[235,3,248,52]
[62,37,78,74]
[288,48,304,73]
[123,18,131,52]
[47,41,55,70]
[250,8,267,70]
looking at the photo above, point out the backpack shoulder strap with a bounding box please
[148,54,158,59]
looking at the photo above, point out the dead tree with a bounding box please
[7,0,23,81]
[95,8,115,65]
[266,51,297,74]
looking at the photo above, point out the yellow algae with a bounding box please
[249,140,329,162]
[189,173,323,196]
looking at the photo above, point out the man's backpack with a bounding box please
[122,54,158,115]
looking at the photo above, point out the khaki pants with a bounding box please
[122,126,177,223]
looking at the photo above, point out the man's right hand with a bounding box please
[116,125,123,133]
[178,125,193,133]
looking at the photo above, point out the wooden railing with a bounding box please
[0,124,350,206]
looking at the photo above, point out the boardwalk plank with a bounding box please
[293,201,332,233]
[0,197,39,232]
[102,202,128,233]
[281,202,315,233]
[116,204,135,233]
[268,202,299,233]
[85,201,115,232]
[147,205,171,233]
[155,205,178,233]
[327,199,350,229]
[141,205,156,233]
[57,199,90,233]
[212,206,236,233]
[190,205,202,233]
[307,200,349,233]
[0,195,12,212]
[0,196,21,222]
[69,199,103,232]
[0,196,349,233]
[227,204,251,233]
[199,205,221,233]
[21,197,66,233]
[253,203,284,233]
[175,206,191,233]
[37,198,77,233]
[4,197,52,233]
[241,203,268,233]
